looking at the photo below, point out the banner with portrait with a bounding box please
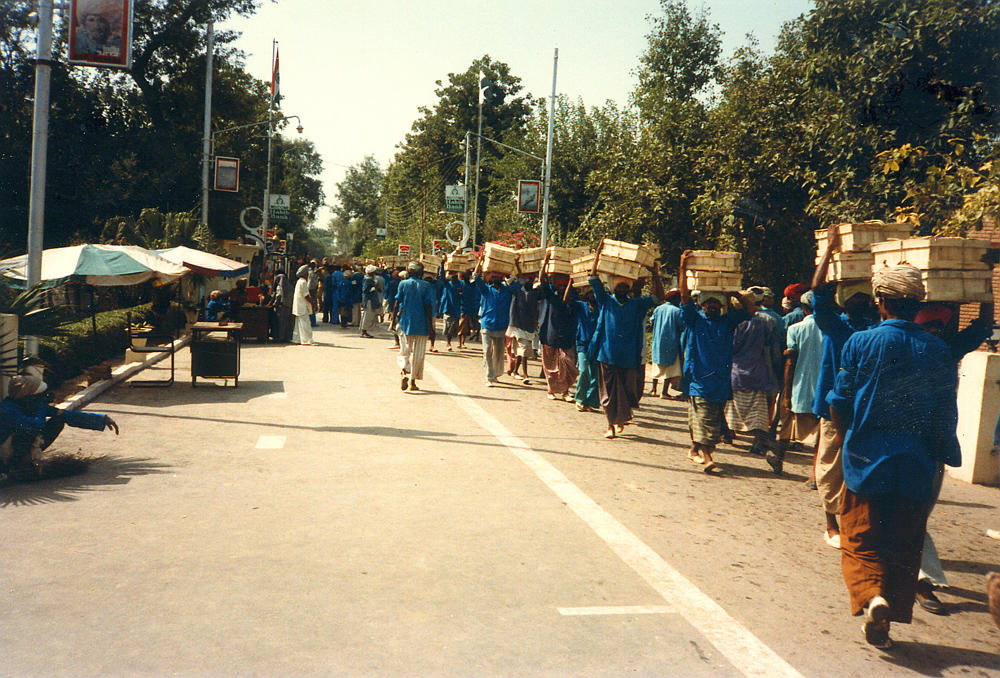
[68,0,134,69]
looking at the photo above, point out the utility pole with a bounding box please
[420,187,427,256]
[540,48,558,248]
[473,79,484,250]
[199,21,215,226]
[463,131,471,248]
[25,0,55,356]
[263,40,277,235]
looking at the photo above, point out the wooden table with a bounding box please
[190,322,243,387]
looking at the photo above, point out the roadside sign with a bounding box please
[269,194,290,222]
[398,244,411,257]
[278,239,287,255]
[376,227,387,239]
[214,157,239,192]
[517,180,540,214]
[444,185,466,214]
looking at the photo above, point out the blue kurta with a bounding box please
[395,278,434,336]
[573,300,598,356]
[650,302,682,367]
[438,275,463,317]
[782,306,805,332]
[811,286,876,419]
[785,315,823,414]
[473,277,517,332]
[589,278,656,369]
[460,280,481,317]
[1,400,107,442]
[827,320,959,501]
[680,301,750,403]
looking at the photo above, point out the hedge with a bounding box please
[37,302,186,385]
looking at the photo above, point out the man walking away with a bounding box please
[394,262,435,393]
[290,265,317,345]
[649,289,683,399]
[828,264,959,650]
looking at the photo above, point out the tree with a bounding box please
[333,156,383,256]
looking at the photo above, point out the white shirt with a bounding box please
[292,278,311,316]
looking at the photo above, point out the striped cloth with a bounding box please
[397,334,427,380]
[725,389,770,432]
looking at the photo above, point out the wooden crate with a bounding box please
[571,271,615,289]
[483,242,517,275]
[869,237,991,271]
[685,250,741,272]
[815,221,912,255]
[445,252,477,272]
[517,247,546,274]
[685,270,742,292]
[921,269,993,303]
[601,239,658,269]
[827,252,874,281]
[596,254,643,281]
[545,246,591,275]
[419,253,443,270]
[571,254,596,274]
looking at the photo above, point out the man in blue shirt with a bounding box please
[394,262,436,393]
[437,263,464,351]
[589,242,663,439]
[337,265,354,328]
[649,290,683,399]
[459,270,481,348]
[1,374,118,480]
[811,228,878,548]
[571,288,600,412]
[828,264,959,650]
[678,249,754,472]
[471,259,518,386]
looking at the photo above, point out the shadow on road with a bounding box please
[879,641,1000,676]
[0,456,172,507]
[114,380,288,406]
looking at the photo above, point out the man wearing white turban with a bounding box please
[290,265,317,345]
[827,263,960,649]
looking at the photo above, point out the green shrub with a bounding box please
[37,302,186,385]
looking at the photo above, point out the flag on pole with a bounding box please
[478,69,484,105]
[270,46,280,102]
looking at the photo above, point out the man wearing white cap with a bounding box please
[1,374,118,480]
[290,265,317,345]
[828,263,959,649]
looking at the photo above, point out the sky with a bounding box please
[224,0,815,229]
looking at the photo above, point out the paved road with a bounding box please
[2,322,999,677]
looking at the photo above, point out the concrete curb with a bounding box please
[57,335,192,412]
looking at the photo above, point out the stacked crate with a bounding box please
[482,243,517,275]
[516,247,546,275]
[569,254,614,289]
[594,239,659,282]
[815,221,912,282]
[870,237,993,302]
[684,250,742,292]
[445,251,477,273]
[544,246,591,275]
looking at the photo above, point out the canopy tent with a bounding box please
[0,244,188,289]
[155,246,248,278]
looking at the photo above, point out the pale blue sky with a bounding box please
[225,0,814,227]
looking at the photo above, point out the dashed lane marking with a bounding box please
[255,435,287,449]
[426,362,803,678]
[558,605,674,616]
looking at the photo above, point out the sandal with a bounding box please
[701,462,724,475]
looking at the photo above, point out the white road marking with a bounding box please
[558,605,673,616]
[255,435,287,449]
[427,363,803,678]
[265,392,288,400]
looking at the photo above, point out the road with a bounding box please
[2,321,999,677]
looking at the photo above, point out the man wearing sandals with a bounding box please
[828,264,960,649]
[394,262,436,393]
[677,250,754,473]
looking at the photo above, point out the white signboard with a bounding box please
[444,185,466,214]
[269,193,290,222]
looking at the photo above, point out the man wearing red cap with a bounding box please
[782,282,809,332]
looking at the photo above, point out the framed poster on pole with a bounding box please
[214,157,240,193]
[69,0,134,69]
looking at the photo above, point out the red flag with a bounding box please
[270,47,280,100]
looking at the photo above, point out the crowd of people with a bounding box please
[331,235,998,649]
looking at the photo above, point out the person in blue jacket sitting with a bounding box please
[1,374,119,480]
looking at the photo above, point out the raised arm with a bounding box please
[589,240,605,277]
[678,249,692,305]
[812,227,841,291]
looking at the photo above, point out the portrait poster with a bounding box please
[69,0,134,69]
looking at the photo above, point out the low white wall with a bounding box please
[949,351,1000,486]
